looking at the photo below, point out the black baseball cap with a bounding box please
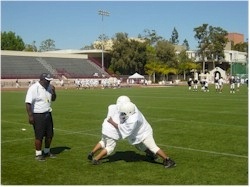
[40,73,53,81]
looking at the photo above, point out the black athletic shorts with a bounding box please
[33,112,54,140]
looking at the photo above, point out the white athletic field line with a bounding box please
[2,120,247,159]
[55,128,248,159]
[158,144,248,159]
[151,117,247,128]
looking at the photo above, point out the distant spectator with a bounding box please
[15,79,20,88]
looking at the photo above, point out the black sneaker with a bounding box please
[35,155,46,161]
[163,158,176,168]
[88,152,94,160]
[44,152,57,158]
[92,159,101,165]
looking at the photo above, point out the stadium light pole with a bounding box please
[98,10,110,70]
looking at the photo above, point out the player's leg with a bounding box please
[142,134,176,168]
[44,113,56,158]
[134,143,158,160]
[92,136,117,165]
[87,135,106,160]
[33,113,46,161]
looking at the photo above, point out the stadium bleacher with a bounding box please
[1,54,109,79]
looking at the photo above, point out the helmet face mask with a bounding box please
[119,112,128,123]
[119,102,135,123]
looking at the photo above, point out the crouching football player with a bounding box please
[108,101,176,168]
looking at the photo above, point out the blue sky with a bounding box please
[1,1,248,50]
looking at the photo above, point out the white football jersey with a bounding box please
[102,104,121,140]
[118,107,152,145]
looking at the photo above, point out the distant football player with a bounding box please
[214,77,219,92]
[204,78,209,92]
[229,76,236,93]
[108,101,176,168]
[218,77,224,93]
[193,79,199,91]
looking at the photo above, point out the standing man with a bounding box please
[108,101,176,168]
[25,73,57,161]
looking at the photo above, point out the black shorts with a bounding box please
[33,112,54,140]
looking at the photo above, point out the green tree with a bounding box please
[182,39,190,50]
[24,41,37,52]
[110,32,147,75]
[178,50,201,80]
[1,31,25,51]
[39,39,56,52]
[158,63,178,81]
[144,61,161,83]
[207,26,228,68]
[139,29,163,46]
[170,27,179,45]
[233,42,248,52]
[194,24,228,72]
[144,45,159,82]
[94,34,109,50]
[155,40,177,68]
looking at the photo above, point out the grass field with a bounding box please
[1,84,248,185]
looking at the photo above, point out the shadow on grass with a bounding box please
[104,151,162,165]
[50,146,71,154]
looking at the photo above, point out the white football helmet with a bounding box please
[119,101,135,122]
[116,95,131,111]
[116,95,131,105]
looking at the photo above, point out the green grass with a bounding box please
[1,85,248,185]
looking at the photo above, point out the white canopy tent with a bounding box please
[128,72,145,84]
[128,72,145,79]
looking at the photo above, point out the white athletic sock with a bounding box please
[44,148,50,154]
[36,150,42,156]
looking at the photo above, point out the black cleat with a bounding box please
[92,159,101,165]
[35,155,46,161]
[163,158,176,168]
[88,152,94,160]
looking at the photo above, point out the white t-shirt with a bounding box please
[218,78,224,86]
[25,81,53,113]
[118,107,153,145]
[102,104,121,140]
